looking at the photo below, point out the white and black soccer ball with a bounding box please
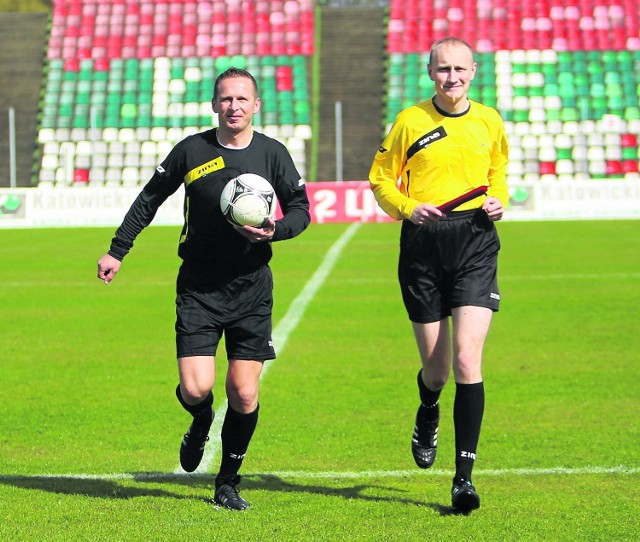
[220,173,276,227]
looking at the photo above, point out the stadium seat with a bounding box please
[121,166,140,186]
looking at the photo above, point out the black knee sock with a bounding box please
[417,370,441,421]
[216,404,260,485]
[175,384,214,425]
[453,382,485,481]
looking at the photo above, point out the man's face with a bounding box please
[428,43,477,108]
[212,76,261,135]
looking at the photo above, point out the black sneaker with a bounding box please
[451,477,480,512]
[411,404,439,469]
[214,475,250,510]
[179,414,212,473]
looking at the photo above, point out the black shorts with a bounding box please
[398,208,501,324]
[175,263,275,360]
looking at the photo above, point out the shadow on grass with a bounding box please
[0,472,462,515]
[253,475,417,504]
[240,473,463,515]
[242,474,420,507]
[0,473,212,502]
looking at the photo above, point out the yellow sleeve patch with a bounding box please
[184,156,225,185]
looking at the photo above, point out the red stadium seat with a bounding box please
[621,134,638,147]
[539,161,556,175]
[94,58,110,71]
[64,58,80,71]
[73,168,90,184]
[276,66,293,91]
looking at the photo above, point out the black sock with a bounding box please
[216,404,260,485]
[453,382,484,481]
[417,370,441,421]
[175,384,214,425]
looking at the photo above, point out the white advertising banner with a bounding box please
[0,180,638,228]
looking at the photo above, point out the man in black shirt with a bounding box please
[97,68,310,510]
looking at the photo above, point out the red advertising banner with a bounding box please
[298,181,395,224]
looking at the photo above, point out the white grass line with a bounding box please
[179,223,362,475]
[6,465,638,482]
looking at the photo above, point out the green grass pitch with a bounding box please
[0,220,638,541]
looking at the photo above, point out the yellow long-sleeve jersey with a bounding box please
[369,98,509,221]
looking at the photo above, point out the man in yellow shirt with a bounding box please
[369,37,509,512]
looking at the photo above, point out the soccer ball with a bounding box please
[220,173,276,227]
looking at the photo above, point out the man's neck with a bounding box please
[216,128,253,149]
[433,95,470,115]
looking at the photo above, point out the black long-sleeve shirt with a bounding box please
[108,129,310,277]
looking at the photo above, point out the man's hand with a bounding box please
[410,203,445,225]
[97,253,121,284]
[233,217,276,243]
[482,197,504,221]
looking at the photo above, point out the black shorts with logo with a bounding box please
[398,208,501,324]
[175,262,275,360]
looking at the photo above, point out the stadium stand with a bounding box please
[19,0,640,188]
[37,0,314,187]
[384,0,640,183]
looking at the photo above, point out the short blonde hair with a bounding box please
[428,37,474,66]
